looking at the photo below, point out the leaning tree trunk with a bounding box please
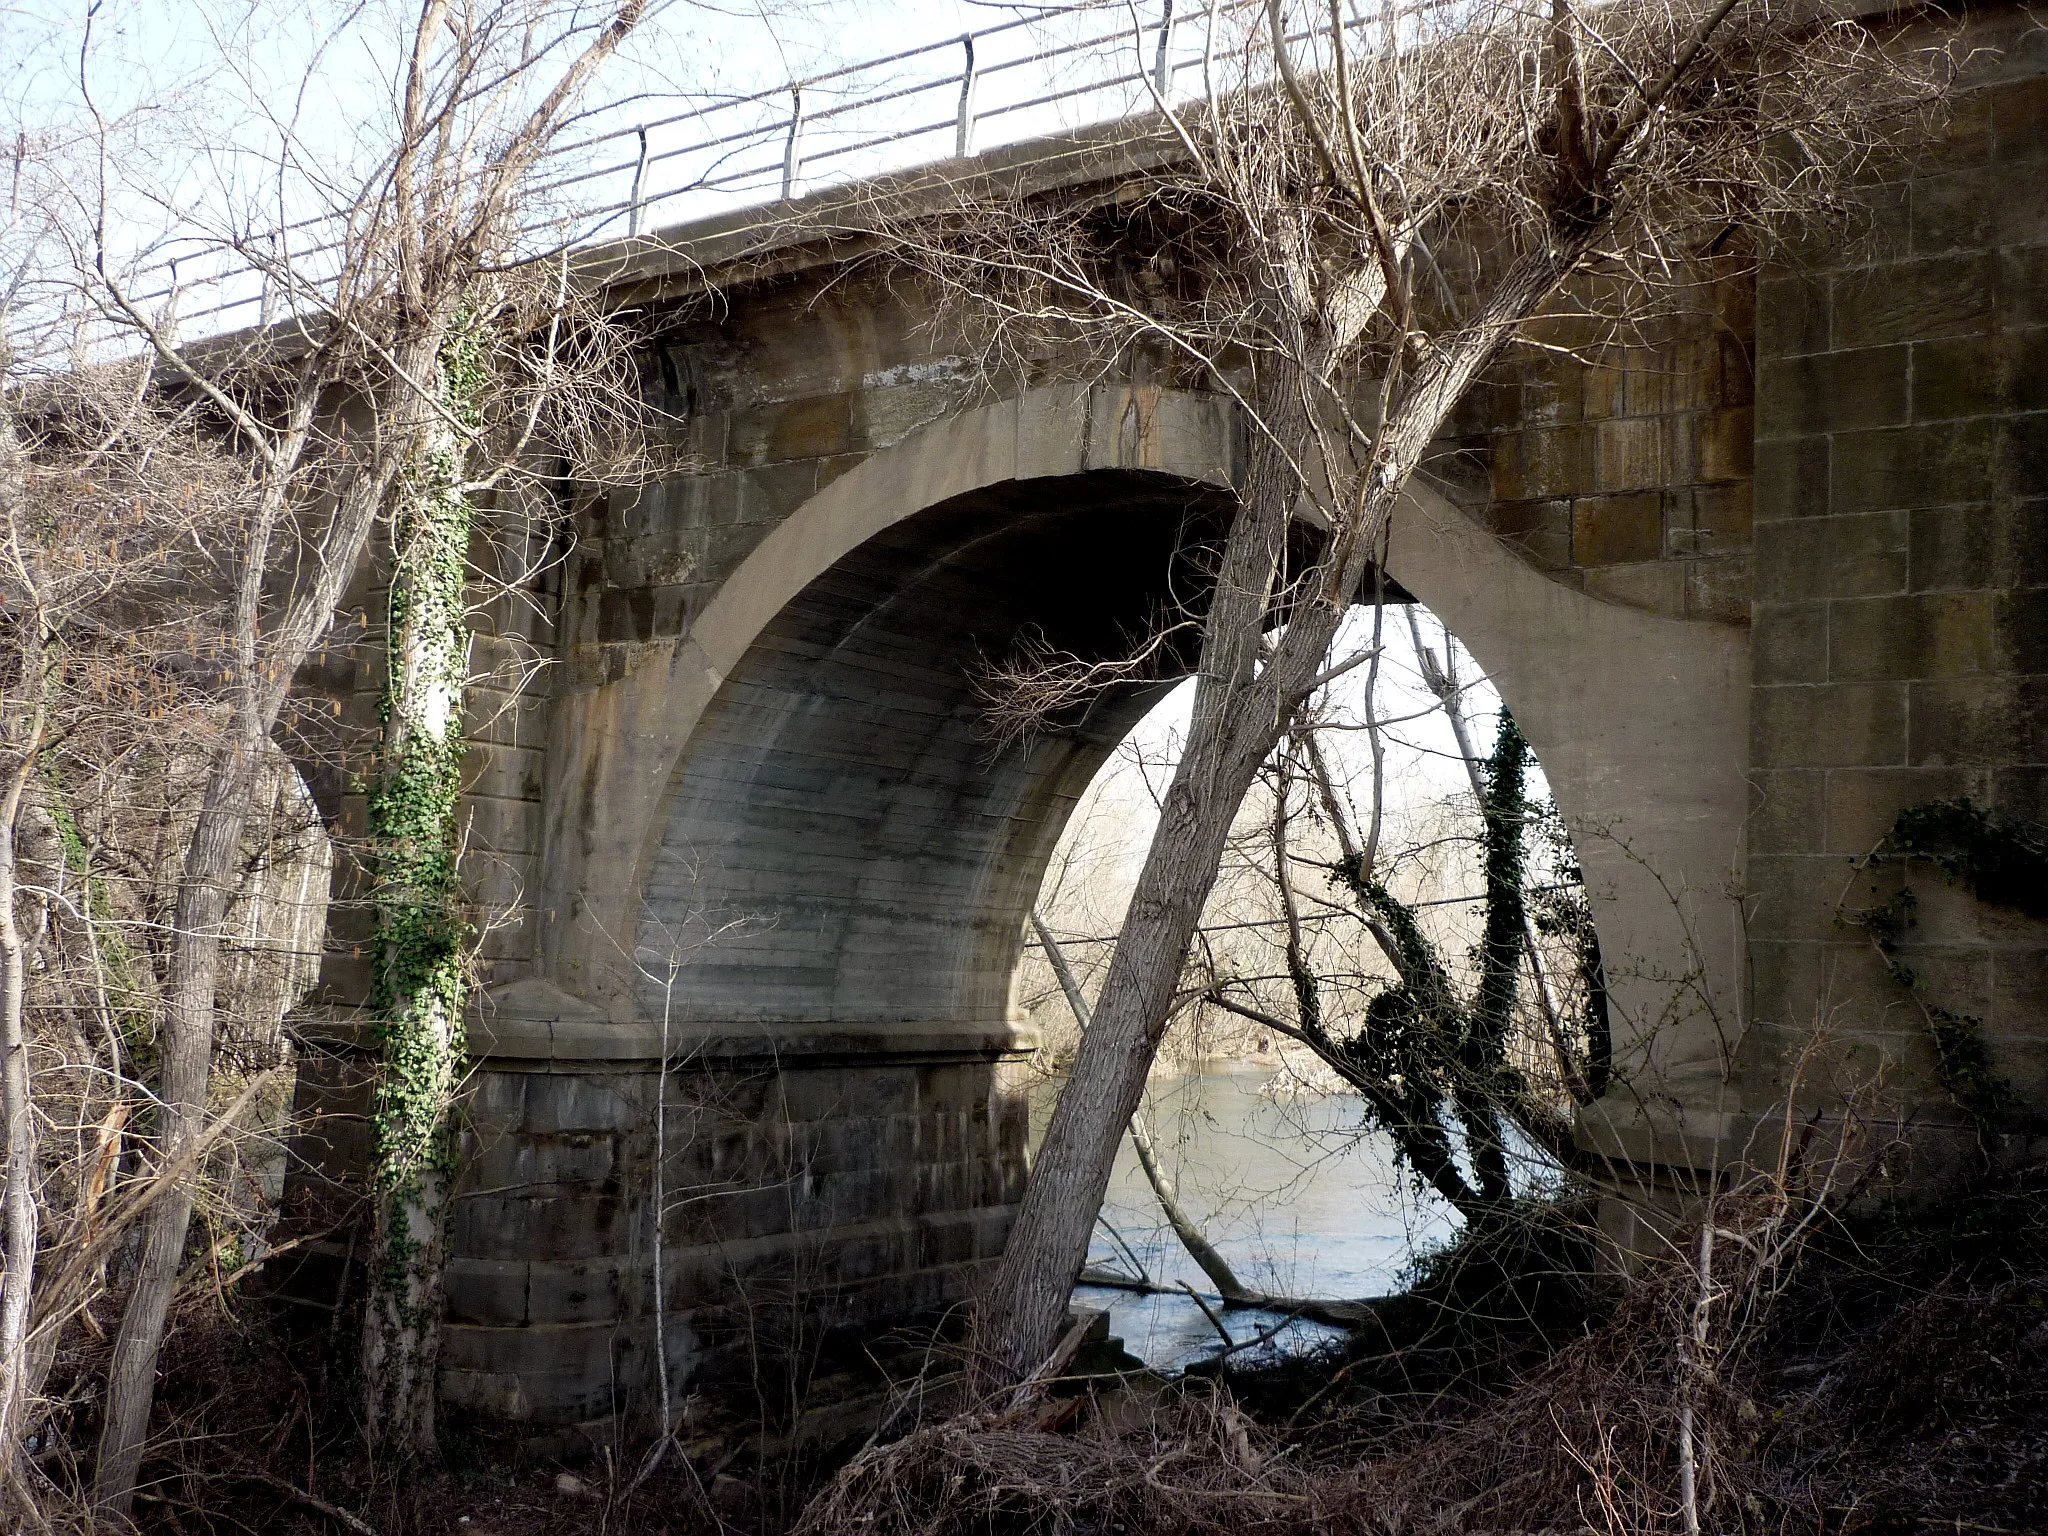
[360,325,479,1460]
[1030,911,1250,1303]
[969,352,1347,1389]
[970,235,1591,1388]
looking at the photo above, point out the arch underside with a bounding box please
[640,469,1231,1041]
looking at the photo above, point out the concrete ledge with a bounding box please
[290,980,1038,1066]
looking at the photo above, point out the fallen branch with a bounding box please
[209,1468,381,1536]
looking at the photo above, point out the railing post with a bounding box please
[257,231,279,327]
[781,84,806,200]
[628,125,650,236]
[1153,0,1176,98]
[955,35,979,158]
[160,257,181,347]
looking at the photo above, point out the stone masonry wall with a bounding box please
[1452,270,1757,627]
[1743,9,2048,1173]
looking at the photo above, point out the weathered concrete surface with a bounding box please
[283,2,2048,1431]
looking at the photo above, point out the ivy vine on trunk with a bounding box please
[362,314,486,1458]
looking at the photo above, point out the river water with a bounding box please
[1039,1062,1462,1373]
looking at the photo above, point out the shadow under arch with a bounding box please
[639,467,1232,1046]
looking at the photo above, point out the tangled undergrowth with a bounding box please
[22,1172,2046,1534]
[799,1172,2048,1536]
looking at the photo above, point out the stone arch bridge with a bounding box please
[287,9,2048,1436]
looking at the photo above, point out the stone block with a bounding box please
[452,1192,633,1262]
[1757,347,1910,435]
[701,518,781,582]
[1988,764,2048,826]
[1592,417,1665,492]
[1832,254,1994,349]
[1745,939,1828,1031]
[1908,674,2048,767]
[1822,509,1910,598]
[1910,333,1998,423]
[1907,166,2002,256]
[1753,603,1828,684]
[1909,501,2048,593]
[1688,481,1755,554]
[725,458,825,527]
[815,452,863,492]
[1831,420,1994,516]
[728,392,855,466]
[1754,435,1829,521]
[1492,425,1593,501]
[1519,351,1590,426]
[852,382,967,451]
[441,1320,636,1422]
[1996,411,2048,502]
[1571,491,1664,566]
[1483,498,1573,569]
[1821,765,1987,855]
[1912,872,2046,948]
[1974,1030,2048,1108]
[1579,559,1687,616]
[1581,354,1626,420]
[1758,273,1830,360]
[1751,681,1907,768]
[1747,768,1826,856]
[1990,945,2048,1038]
[1991,73,2048,163]
[1925,80,1996,170]
[1997,586,2048,673]
[1685,555,1751,624]
[462,741,546,803]
[444,1259,530,1326]
[1754,517,1829,601]
[1826,591,1999,682]
[522,1072,647,1135]
[1998,246,2048,330]
[1696,407,1755,482]
[463,794,541,857]
[525,1259,630,1325]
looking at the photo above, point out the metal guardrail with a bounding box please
[28,0,1444,355]
[54,1,1207,350]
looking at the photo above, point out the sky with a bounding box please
[1041,602,1534,928]
[1,0,1191,343]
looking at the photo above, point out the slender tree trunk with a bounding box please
[95,409,388,1520]
[361,321,475,1459]
[973,362,1342,1387]
[93,727,265,1514]
[0,649,48,1489]
[0,369,43,1489]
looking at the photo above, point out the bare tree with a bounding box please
[859,0,1931,1386]
[0,337,306,1519]
[0,0,660,1502]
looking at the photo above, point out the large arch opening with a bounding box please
[1024,603,1599,1369]
[636,468,1232,1037]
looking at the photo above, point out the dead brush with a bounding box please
[798,1122,1871,1536]
[795,1383,1344,1536]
